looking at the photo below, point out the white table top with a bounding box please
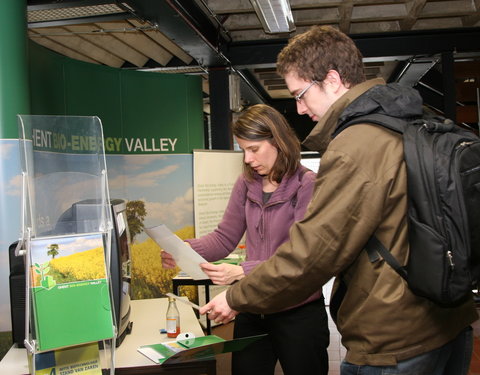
[0,297,205,374]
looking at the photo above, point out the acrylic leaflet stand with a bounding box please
[16,115,117,374]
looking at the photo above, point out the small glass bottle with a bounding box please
[166,297,180,338]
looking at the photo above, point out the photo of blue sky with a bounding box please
[0,140,23,331]
[106,154,194,241]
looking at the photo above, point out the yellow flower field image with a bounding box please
[30,235,107,287]
[131,225,197,302]
[50,247,107,282]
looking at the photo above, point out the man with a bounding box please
[200,26,478,374]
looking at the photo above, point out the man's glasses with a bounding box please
[294,80,318,102]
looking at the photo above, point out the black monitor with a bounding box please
[8,241,26,348]
[9,198,133,348]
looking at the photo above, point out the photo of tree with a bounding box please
[106,154,196,301]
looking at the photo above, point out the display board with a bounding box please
[192,150,243,328]
[192,150,243,238]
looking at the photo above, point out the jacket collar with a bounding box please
[302,78,385,154]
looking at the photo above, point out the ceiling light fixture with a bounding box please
[249,0,295,34]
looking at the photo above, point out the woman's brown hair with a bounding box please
[232,104,301,183]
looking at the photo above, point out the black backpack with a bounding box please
[335,112,480,306]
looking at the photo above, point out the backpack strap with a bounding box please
[335,112,455,138]
[366,235,408,280]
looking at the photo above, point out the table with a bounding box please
[0,298,216,375]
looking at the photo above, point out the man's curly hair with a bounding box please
[277,25,366,88]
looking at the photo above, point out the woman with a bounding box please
[162,104,329,375]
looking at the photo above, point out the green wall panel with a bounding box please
[63,61,122,140]
[121,70,191,154]
[29,41,66,116]
[0,0,30,139]
[28,42,204,154]
[185,76,205,152]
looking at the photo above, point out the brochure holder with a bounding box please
[16,115,116,374]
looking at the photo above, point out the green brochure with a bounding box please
[138,334,268,365]
[30,233,114,351]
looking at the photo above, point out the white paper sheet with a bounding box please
[145,224,209,280]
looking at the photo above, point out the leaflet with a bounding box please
[145,224,208,280]
[32,342,102,375]
[138,334,268,365]
[166,293,201,310]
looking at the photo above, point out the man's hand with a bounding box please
[200,263,245,285]
[160,250,176,268]
[199,291,239,324]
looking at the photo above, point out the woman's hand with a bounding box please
[161,250,177,268]
[200,262,245,285]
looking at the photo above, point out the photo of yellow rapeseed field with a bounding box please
[30,234,107,289]
[130,225,197,302]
